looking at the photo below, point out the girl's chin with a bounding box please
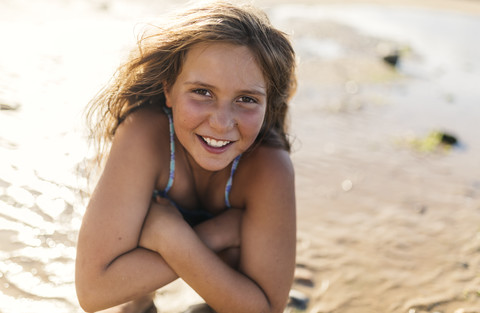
[195,157,234,172]
[189,149,239,172]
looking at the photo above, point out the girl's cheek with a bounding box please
[240,112,265,139]
[245,107,266,129]
[184,98,211,115]
[174,98,206,123]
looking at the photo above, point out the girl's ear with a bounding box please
[163,81,172,108]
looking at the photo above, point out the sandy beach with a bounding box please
[1,0,480,312]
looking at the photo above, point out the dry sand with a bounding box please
[1,0,480,312]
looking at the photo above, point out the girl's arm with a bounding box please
[142,147,296,313]
[75,112,176,312]
[75,111,242,312]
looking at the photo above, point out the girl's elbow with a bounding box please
[76,286,110,313]
[254,296,284,313]
[78,301,96,313]
[76,287,96,313]
[75,271,104,312]
[267,292,291,313]
[265,303,286,313]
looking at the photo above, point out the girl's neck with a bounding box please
[182,147,219,189]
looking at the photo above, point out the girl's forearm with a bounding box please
[76,210,241,313]
[76,247,177,312]
[157,226,272,313]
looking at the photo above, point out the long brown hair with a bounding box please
[86,0,297,166]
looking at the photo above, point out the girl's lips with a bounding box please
[197,135,234,154]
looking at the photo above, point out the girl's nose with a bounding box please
[209,102,236,132]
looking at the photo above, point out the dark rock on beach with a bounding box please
[183,304,214,313]
[439,132,458,146]
[287,289,310,311]
[382,52,400,67]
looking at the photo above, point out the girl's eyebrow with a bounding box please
[184,81,266,97]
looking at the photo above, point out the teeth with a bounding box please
[203,137,231,148]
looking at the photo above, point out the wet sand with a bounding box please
[284,2,480,312]
[1,0,480,312]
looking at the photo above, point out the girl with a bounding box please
[75,1,297,313]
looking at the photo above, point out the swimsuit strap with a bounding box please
[225,154,241,208]
[163,107,175,195]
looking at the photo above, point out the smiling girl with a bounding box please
[75,2,297,313]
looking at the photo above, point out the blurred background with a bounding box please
[0,0,479,312]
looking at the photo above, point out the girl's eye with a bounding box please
[237,96,258,104]
[192,89,211,97]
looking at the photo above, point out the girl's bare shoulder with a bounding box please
[242,146,294,181]
[109,107,170,173]
[233,146,294,209]
[115,107,169,151]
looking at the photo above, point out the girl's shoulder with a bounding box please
[232,145,294,209]
[111,106,170,171]
[241,145,293,178]
[116,107,169,146]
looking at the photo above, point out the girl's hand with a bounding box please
[138,197,185,253]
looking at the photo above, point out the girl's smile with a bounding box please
[199,135,233,151]
[164,42,267,171]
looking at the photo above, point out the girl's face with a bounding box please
[165,42,267,171]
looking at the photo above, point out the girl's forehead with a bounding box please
[186,42,258,69]
[179,42,266,91]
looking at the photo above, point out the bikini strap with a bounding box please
[225,154,241,208]
[163,107,175,195]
